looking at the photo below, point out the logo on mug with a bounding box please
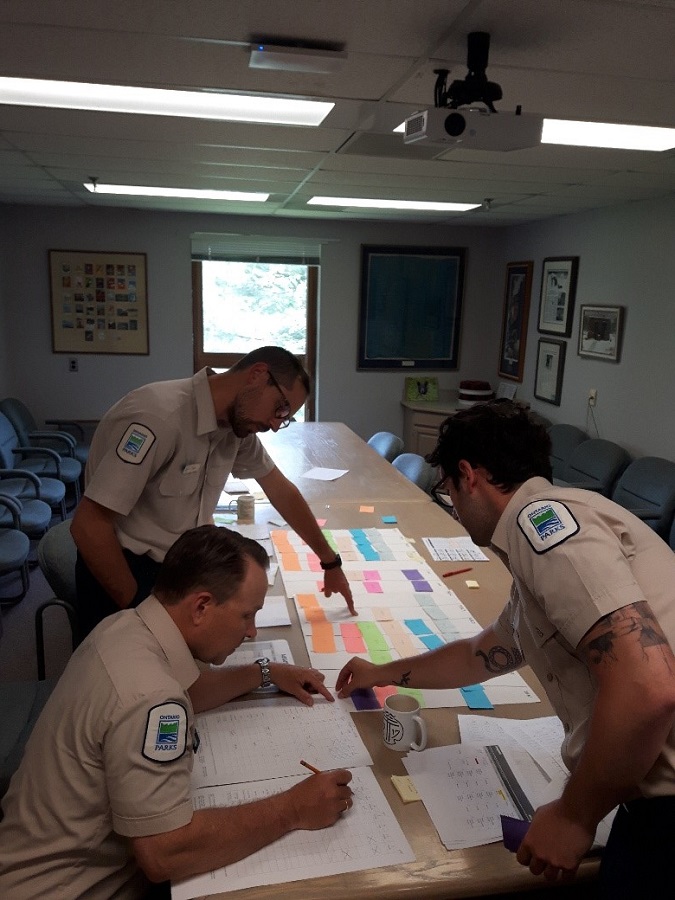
[383,709,404,745]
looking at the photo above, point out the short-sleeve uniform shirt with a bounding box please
[491,477,675,795]
[84,368,275,560]
[0,596,201,900]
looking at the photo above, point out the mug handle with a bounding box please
[410,715,428,751]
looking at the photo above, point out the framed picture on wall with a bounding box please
[578,305,624,362]
[537,256,579,337]
[358,245,466,370]
[534,338,566,405]
[497,260,533,381]
[49,249,149,355]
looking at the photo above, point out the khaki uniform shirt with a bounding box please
[84,368,275,560]
[0,596,201,899]
[491,477,675,796]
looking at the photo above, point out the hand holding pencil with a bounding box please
[286,760,353,827]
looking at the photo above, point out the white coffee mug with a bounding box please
[382,693,427,752]
[228,493,255,524]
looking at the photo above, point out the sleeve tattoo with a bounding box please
[475,645,524,673]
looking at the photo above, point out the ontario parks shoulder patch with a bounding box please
[517,500,579,553]
[142,702,188,763]
[116,423,156,464]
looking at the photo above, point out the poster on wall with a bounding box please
[49,249,149,355]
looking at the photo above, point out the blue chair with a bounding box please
[0,495,31,605]
[555,438,631,497]
[367,431,404,462]
[0,397,89,468]
[547,423,587,480]
[0,412,82,504]
[611,456,675,539]
[392,452,436,493]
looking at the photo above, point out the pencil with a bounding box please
[442,567,473,578]
[300,759,322,775]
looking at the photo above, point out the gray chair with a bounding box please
[0,495,31,605]
[0,397,89,468]
[547,423,587,480]
[392,452,436,493]
[611,456,675,538]
[37,520,78,608]
[555,438,631,497]
[367,431,404,462]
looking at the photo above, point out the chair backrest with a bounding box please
[0,411,20,468]
[37,520,77,605]
[392,452,436,493]
[611,456,675,538]
[547,423,587,480]
[0,398,36,447]
[367,431,404,463]
[561,438,631,496]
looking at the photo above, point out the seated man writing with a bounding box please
[0,525,352,899]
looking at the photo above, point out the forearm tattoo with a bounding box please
[585,602,673,669]
[475,645,524,674]
[393,670,412,687]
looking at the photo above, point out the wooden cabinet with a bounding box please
[401,393,459,456]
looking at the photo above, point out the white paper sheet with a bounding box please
[192,697,373,789]
[302,466,348,481]
[172,767,414,899]
[256,593,291,627]
[422,536,489,562]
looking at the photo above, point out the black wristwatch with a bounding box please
[255,657,272,689]
[320,553,342,571]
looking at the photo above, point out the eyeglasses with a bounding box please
[431,476,460,520]
[267,370,292,428]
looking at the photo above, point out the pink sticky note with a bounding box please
[365,580,383,594]
[360,505,375,513]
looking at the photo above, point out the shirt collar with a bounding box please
[135,595,201,690]
[193,367,219,436]
[491,476,554,554]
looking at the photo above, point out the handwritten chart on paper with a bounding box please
[172,767,414,899]
[192,698,373,789]
[271,527,538,712]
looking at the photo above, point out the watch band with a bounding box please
[320,553,342,571]
[255,657,272,689]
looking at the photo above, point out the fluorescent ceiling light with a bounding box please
[0,76,333,126]
[84,183,269,201]
[542,118,675,151]
[308,196,480,212]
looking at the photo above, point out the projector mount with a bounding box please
[434,31,503,112]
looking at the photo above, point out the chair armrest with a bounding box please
[45,419,85,440]
[626,508,657,520]
[14,445,62,477]
[558,479,604,492]
[29,430,77,452]
[0,468,42,498]
[0,493,23,527]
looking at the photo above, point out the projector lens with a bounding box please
[444,113,466,137]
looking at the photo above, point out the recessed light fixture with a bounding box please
[0,76,333,126]
[84,183,269,202]
[308,196,480,212]
[249,44,347,74]
[542,118,675,151]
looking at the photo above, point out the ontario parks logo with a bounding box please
[123,429,147,457]
[154,714,180,751]
[527,504,565,540]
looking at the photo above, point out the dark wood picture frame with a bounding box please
[534,338,566,405]
[578,304,625,362]
[537,256,579,337]
[49,249,149,355]
[498,260,533,381]
[357,244,466,370]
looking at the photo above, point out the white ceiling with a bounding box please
[1,0,675,226]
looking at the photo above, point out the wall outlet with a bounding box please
[68,358,78,373]
[588,388,597,406]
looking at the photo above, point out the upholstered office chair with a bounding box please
[547,423,587,480]
[555,438,631,497]
[611,456,675,538]
[37,520,78,608]
[0,398,89,468]
[0,492,52,545]
[367,431,405,463]
[392,453,436,493]
[0,495,31,605]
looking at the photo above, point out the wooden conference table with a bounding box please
[202,424,600,899]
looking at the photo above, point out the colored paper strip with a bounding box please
[420,634,445,650]
[350,688,382,711]
[311,621,336,653]
[404,618,433,636]
[341,623,367,653]
[357,622,389,651]
[460,684,494,709]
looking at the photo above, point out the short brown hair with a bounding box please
[230,345,310,394]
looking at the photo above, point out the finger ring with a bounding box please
[344,799,350,812]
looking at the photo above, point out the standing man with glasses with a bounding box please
[72,346,355,638]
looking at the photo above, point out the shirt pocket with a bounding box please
[158,466,201,498]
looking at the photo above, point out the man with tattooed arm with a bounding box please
[335,400,675,898]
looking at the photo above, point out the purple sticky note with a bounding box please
[500,815,530,852]
[350,688,381,711]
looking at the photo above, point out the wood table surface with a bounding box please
[200,428,600,899]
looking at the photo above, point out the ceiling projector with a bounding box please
[403,106,543,151]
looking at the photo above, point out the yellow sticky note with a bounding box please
[360,505,375,513]
[391,775,421,803]
[466,579,480,589]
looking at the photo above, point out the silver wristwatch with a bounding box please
[255,657,272,689]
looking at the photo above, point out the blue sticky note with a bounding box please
[381,515,397,524]
[404,618,432,635]
[420,634,444,650]
[460,684,493,709]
